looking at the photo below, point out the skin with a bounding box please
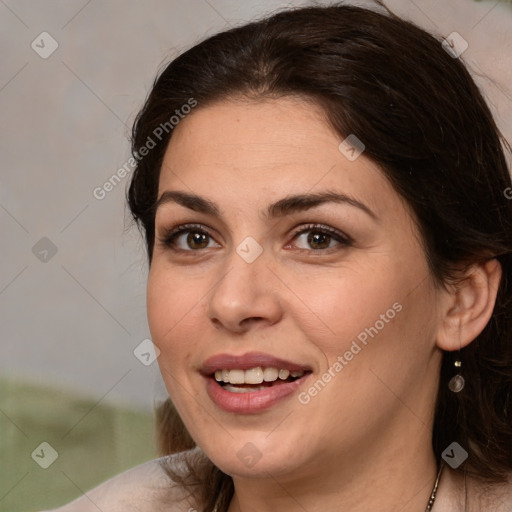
[146,96,502,512]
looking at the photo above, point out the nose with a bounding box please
[206,247,283,334]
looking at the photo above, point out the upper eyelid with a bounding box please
[158,222,346,238]
[159,222,352,249]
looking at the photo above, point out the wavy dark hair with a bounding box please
[126,2,512,511]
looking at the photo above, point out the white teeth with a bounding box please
[263,367,279,382]
[244,367,264,384]
[278,369,290,380]
[213,366,306,385]
[227,369,245,384]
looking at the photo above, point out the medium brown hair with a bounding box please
[127,2,512,511]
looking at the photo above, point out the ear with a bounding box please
[436,258,502,352]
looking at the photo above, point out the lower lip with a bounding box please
[204,374,310,414]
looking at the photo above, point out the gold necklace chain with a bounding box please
[425,460,445,511]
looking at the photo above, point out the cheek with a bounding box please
[146,268,202,358]
[289,253,436,395]
[147,269,204,409]
[289,265,406,356]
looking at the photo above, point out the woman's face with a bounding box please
[147,97,444,479]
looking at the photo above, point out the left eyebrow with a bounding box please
[153,189,377,221]
[265,190,377,221]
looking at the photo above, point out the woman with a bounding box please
[46,1,512,511]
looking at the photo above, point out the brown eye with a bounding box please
[306,231,332,250]
[290,224,352,252]
[184,231,210,250]
[159,224,219,252]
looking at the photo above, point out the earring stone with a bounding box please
[448,374,465,392]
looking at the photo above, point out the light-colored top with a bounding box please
[39,453,197,512]
[38,452,512,512]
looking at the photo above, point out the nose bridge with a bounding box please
[214,235,268,301]
[206,235,281,330]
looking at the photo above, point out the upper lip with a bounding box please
[200,351,312,375]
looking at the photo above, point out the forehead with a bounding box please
[164,97,333,169]
[157,97,400,221]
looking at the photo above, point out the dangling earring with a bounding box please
[448,359,465,392]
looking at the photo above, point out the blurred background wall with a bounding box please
[1,0,511,510]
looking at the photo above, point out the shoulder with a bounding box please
[471,471,512,511]
[39,449,201,512]
[442,465,512,511]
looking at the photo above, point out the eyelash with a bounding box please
[157,223,353,254]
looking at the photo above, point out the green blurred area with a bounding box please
[0,376,157,512]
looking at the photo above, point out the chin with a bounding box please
[196,430,310,479]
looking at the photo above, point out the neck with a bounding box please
[226,420,439,512]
